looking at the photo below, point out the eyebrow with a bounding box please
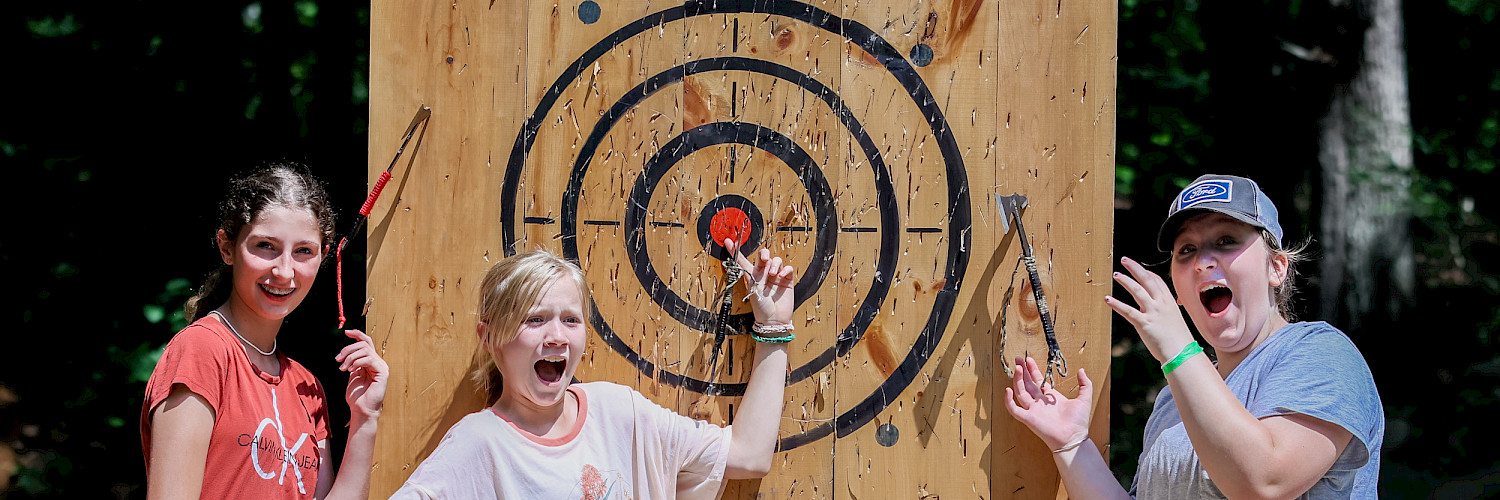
[247,233,320,247]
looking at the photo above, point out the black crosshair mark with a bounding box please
[500,0,973,451]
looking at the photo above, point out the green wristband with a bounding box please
[751,333,796,343]
[1161,341,1203,377]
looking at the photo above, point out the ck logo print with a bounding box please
[1177,180,1232,210]
[238,388,317,493]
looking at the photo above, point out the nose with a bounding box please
[1195,251,1217,272]
[271,252,295,280]
[541,321,569,347]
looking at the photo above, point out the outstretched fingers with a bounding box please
[335,329,387,375]
[1073,368,1094,407]
[1104,293,1145,324]
[1120,256,1172,300]
[1111,267,1153,306]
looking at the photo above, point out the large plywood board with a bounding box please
[369,0,1116,498]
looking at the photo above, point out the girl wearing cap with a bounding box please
[141,164,387,499]
[1006,174,1383,498]
[391,240,794,499]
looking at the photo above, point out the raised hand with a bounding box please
[335,329,388,419]
[1106,256,1194,362]
[726,239,795,326]
[1004,356,1093,450]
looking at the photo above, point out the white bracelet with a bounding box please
[1051,435,1089,454]
[751,323,794,334]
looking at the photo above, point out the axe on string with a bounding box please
[336,105,432,329]
[998,193,1069,386]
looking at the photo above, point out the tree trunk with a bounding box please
[1317,0,1415,329]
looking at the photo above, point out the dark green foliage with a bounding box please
[1112,0,1500,495]
[2,0,1497,497]
[3,1,371,497]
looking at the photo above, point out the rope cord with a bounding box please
[703,260,744,394]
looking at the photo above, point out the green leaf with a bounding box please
[296,0,319,27]
[1116,165,1138,197]
[143,304,166,324]
[107,417,125,428]
[243,2,264,33]
[131,344,167,384]
[1150,131,1173,147]
[27,14,80,38]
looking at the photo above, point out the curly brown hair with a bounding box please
[183,163,337,322]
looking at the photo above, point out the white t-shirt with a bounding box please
[392,381,733,500]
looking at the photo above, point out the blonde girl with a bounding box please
[394,240,794,499]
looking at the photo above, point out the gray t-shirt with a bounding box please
[1130,321,1383,499]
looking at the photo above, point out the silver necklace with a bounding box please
[211,310,277,356]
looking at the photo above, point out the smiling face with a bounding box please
[491,275,588,412]
[1169,212,1289,355]
[218,205,326,323]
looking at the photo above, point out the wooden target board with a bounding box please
[368,0,1115,498]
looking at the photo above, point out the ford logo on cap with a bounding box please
[1177,180,1232,210]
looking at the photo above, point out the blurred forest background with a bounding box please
[3,0,1496,497]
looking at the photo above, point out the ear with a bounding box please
[476,321,489,345]
[1268,250,1290,287]
[216,229,234,266]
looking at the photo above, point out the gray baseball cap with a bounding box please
[1157,174,1284,252]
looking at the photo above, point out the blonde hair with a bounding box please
[1264,230,1309,321]
[469,250,591,404]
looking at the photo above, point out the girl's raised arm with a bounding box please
[723,240,794,479]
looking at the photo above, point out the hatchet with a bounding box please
[998,193,1069,386]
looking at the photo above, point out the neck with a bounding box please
[493,388,576,438]
[1215,313,1289,378]
[217,297,282,354]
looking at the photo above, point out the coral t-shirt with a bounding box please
[392,381,732,500]
[141,315,331,498]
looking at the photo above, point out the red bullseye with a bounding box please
[709,207,752,247]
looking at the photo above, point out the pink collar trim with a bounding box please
[488,386,587,446]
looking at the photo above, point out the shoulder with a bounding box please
[1258,321,1370,367]
[571,380,633,396]
[571,381,640,408]
[151,318,238,378]
[423,410,510,457]
[400,411,510,495]
[164,317,236,355]
[446,409,510,436]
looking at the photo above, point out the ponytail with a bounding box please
[184,265,231,322]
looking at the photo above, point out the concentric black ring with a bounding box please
[697,194,764,261]
[624,121,835,335]
[500,0,973,451]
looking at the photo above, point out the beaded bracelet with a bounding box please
[1161,341,1204,377]
[751,323,795,343]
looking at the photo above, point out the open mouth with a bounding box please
[260,284,294,297]
[535,356,566,383]
[1199,283,1233,315]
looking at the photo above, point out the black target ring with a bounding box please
[624,121,836,337]
[500,0,973,451]
[697,194,765,262]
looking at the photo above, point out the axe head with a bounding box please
[997,193,1029,234]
